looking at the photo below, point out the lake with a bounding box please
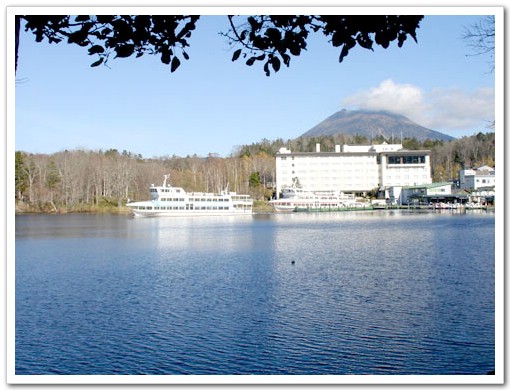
[14,210,496,381]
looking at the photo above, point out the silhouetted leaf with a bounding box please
[232,48,242,61]
[88,45,105,55]
[266,27,281,42]
[114,44,134,58]
[98,27,112,39]
[356,32,373,50]
[281,53,291,66]
[397,32,407,47]
[271,56,281,72]
[96,15,114,24]
[339,44,349,62]
[90,58,104,67]
[171,56,181,72]
[248,16,258,30]
[289,42,301,56]
[67,28,88,45]
[18,15,423,77]
[161,50,171,64]
[263,62,270,76]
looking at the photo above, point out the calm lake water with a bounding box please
[15,210,495,377]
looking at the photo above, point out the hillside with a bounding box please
[302,109,455,142]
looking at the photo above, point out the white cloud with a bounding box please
[341,79,495,135]
[423,87,495,131]
[342,79,425,116]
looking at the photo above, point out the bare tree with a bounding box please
[462,15,495,72]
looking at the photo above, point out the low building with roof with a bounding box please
[384,182,455,206]
[459,166,495,190]
[384,182,495,207]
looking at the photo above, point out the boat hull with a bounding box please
[126,175,253,217]
[271,204,297,212]
[131,209,253,217]
[270,187,358,213]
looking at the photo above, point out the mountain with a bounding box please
[301,109,455,142]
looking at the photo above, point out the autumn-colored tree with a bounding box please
[13,132,495,212]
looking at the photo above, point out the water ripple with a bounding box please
[15,212,496,375]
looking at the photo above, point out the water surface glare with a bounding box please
[15,211,495,375]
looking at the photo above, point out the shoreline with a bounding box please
[15,203,495,216]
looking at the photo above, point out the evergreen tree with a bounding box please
[15,151,27,201]
[249,172,261,188]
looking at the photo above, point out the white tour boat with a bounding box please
[269,186,357,212]
[126,175,253,217]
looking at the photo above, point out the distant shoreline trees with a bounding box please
[14,148,276,213]
[14,132,494,213]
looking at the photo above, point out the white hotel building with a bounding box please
[458,165,495,190]
[275,143,432,198]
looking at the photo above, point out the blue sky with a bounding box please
[14,9,498,158]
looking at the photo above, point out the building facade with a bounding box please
[458,166,496,190]
[275,143,432,198]
[392,183,454,205]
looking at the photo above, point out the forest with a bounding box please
[14,132,495,213]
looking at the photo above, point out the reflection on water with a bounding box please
[15,211,495,376]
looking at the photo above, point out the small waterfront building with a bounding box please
[468,187,496,206]
[275,143,432,198]
[458,166,495,190]
[389,182,455,205]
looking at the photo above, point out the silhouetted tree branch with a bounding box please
[16,15,423,76]
[462,15,495,72]
[224,15,423,76]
